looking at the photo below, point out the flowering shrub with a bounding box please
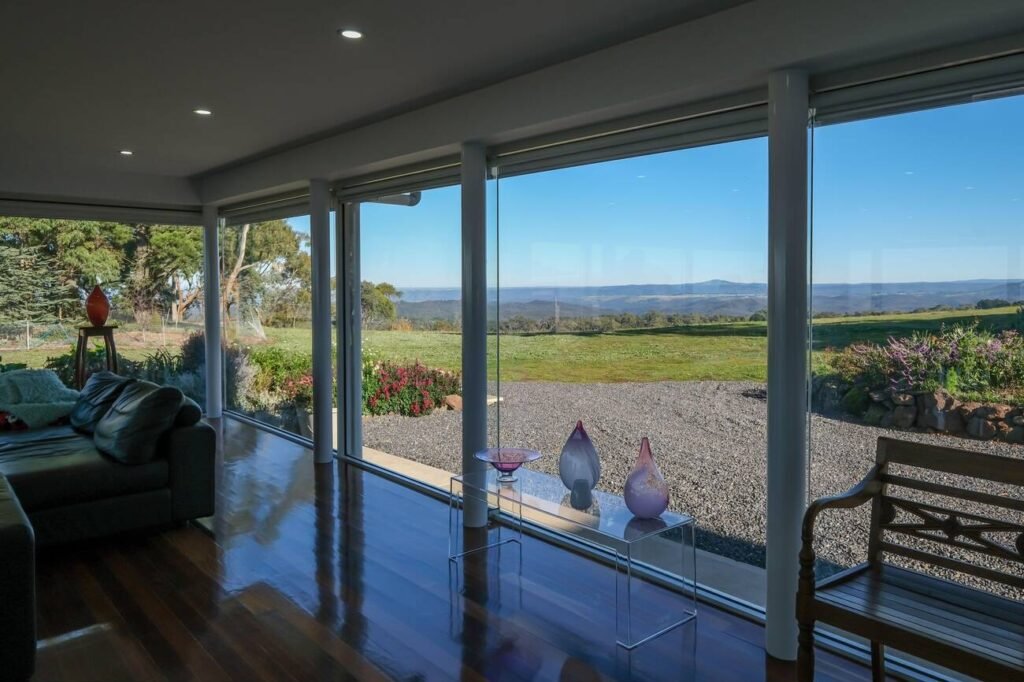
[281,373,315,408]
[828,324,1024,402]
[248,346,313,395]
[362,360,461,417]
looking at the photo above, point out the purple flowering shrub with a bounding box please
[829,324,1024,402]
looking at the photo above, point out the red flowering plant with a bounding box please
[280,372,339,409]
[281,373,314,409]
[362,360,461,417]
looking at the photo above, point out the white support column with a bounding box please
[202,204,223,418]
[310,179,333,463]
[337,202,361,459]
[765,70,810,661]
[461,143,489,528]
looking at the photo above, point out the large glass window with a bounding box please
[0,217,206,407]
[356,187,463,482]
[220,217,313,433]
[809,94,1024,597]
[492,139,770,601]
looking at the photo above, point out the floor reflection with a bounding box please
[206,420,726,680]
[341,460,367,656]
[315,462,338,628]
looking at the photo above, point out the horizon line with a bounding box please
[386,277,1024,289]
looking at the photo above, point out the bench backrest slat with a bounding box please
[879,542,1024,590]
[877,437,1024,486]
[870,437,1024,589]
[880,474,1024,513]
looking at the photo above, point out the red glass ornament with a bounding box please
[86,285,110,327]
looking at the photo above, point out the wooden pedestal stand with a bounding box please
[74,325,119,389]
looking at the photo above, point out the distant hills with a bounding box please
[395,280,1024,320]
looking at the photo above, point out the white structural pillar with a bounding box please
[765,70,810,661]
[461,143,488,528]
[336,202,361,459]
[310,179,334,464]
[202,204,223,418]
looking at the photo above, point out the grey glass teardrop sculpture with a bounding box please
[558,420,601,491]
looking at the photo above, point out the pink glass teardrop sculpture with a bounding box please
[559,420,601,492]
[624,437,669,519]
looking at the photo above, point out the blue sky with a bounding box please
[293,94,1024,288]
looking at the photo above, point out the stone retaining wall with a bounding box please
[813,378,1023,444]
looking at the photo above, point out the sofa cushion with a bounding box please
[94,381,184,464]
[70,371,134,434]
[175,396,202,427]
[0,426,168,511]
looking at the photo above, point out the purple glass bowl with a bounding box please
[474,447,543,483]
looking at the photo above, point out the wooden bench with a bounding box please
[797,437,1024,681]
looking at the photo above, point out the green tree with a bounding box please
[0,244,78,324]
[361,281,401,326]
[977,298,1012,310]
[260,240,313,327]
[148,226,204,322]
[0,217,132,320]
[219,220,306,323]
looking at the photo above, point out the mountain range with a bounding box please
[394,280,1024,320]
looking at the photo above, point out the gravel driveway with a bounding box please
[364,381,1024,596]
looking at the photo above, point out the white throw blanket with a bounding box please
[0,369,80,428]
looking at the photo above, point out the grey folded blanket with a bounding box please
[0,369,80,428]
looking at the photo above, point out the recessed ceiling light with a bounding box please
[338,28,363,39]
[119,149,133,156]
[193,108,213,116]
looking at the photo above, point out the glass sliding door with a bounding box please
[809,94,1024,595]
[492,139,770,602]
[220,216,313,434]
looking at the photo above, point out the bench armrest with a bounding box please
[798,466,882,605]
[802,466,882,542]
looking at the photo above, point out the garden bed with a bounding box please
[814,324,1024,444]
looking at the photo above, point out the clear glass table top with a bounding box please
[455,466,693,545]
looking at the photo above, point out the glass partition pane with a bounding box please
[0,217,206,408]
[493,140,769,603]
[220,217,313,432]
[809,94,1024,596]
[357,187,463,482]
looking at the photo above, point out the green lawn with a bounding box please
[4,306,1018,384]
[810,306,1019,349]
[0,346,156,371]
[355,306,1018,383]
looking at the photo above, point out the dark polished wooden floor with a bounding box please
[31,418,877,681]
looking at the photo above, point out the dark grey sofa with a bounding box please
[0,475,34,682]
[0,373,216,680]
[0,421,215,544]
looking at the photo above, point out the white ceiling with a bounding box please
[0,0,744,179]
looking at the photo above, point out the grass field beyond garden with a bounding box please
[289,305,1019,383]
[2,306,1019,384]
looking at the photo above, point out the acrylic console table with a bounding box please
[449,467,697,649]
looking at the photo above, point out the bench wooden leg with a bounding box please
[871,641,885,681]
[797,620,815,682]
